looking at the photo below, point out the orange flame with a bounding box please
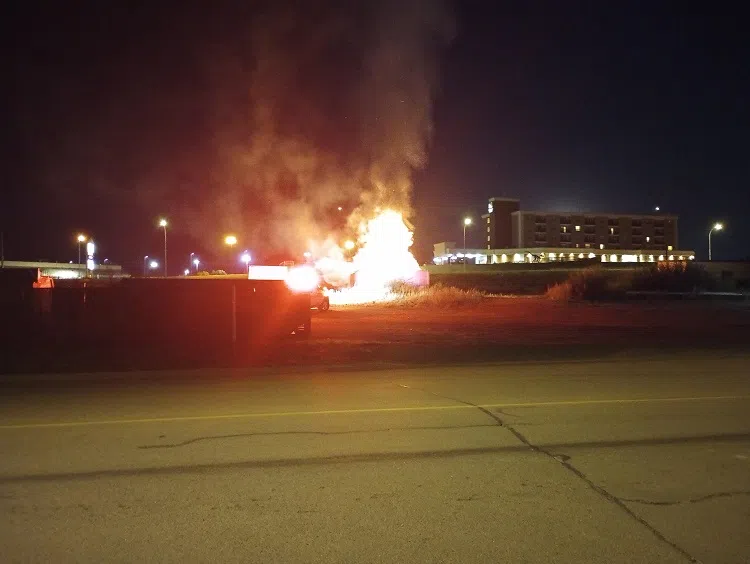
[315,210,422,304]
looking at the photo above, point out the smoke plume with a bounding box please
[21,1,454,258]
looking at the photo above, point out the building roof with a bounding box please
[511,210,678,220]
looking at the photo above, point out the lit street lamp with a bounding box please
[158,218,168,277]
[344,240,355,251]
[463,217,472,271]
[149,260,159,270]
[708,222,723,261]
[76,234,87,265]
[193,257,200,271]
[224,235,238,247]
[240,251,252,268]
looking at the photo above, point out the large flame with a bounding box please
[315,210,422,304]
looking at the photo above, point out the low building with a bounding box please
[435,197,695,265]
[0,260,125,280]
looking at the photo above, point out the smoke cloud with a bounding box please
[21,1,454,258]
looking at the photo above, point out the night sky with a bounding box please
[2,1,748,272]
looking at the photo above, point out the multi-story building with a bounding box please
[434,197,694,265]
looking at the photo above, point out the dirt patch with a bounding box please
[260,297,750,368]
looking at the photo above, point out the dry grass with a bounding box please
[386,282,488,308]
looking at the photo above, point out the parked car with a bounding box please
[311,287,330,311]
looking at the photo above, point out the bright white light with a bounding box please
[149,260,159,269]
[184,269,190,276]
[240,252,252,265]
[224,235,238,246]
[621,254,638,263]
[464,217,472,226]
[77,234,86,243]
[159,218,168,228]
[610,254,618,262]
[689,255,695,260]
[588,253,596,259]
[285,265,320,293]
[86,259,95,271]
[51,270,80,279]
[713,223,723,231]
[193,258,200,267]
[344,240,355,251]
[303,251,312,259]
[86,241,95,255]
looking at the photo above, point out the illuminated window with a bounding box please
[562,226,568,233]
[667,245,673,251]
[599,244,604,249]
[610,254,618,262]
[609,227,615,235]
[487,227,490,233]
[487,218,490,224]
[487,235,491,242]
[646,236,650,243]
[575,225,581,232]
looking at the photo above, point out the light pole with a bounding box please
[708,222,723,261]
[158,218,168,276]
[241,250,251,271]
[463,217,472,271]
[143,255,149,278]
[193,257,200,272]
[224,235,237,272]
[76,234,87,265]
[190,252,195,273]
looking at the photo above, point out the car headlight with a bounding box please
[285,265,320,293]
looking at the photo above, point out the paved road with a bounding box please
[1,352,749,563]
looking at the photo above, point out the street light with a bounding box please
[158,218,168,277]
[224,235,237,246]
[193,257,200,271]
[463,217,472,271]
[149,260,159,270]
[708,222,723,261]
[85,241,96,276]
[240,251,252,267]
[344,240,355,251]
[76,234,87,265]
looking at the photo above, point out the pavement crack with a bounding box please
[138,424,496,449]
[398,383,700,564]
[621,491,750,506]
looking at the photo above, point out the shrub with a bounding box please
[386,282,487,308]
[195,271,211,277]
[630,263,715,292]
[210,270,228,276]
[545,267,624,301]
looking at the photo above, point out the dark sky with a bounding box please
[2,1,748,271]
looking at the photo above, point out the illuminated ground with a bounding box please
[1,354,749,563]
[282,297,750,368]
